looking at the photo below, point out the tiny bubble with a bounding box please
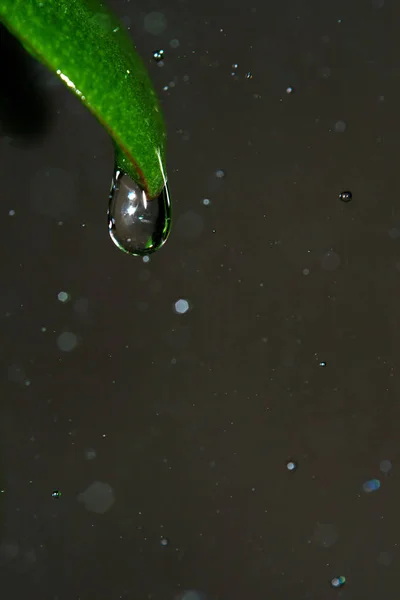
[160,537,169,546]
[8,209,15,216]
[245,71,253,79]
[319,361,327,367]
[362,478,381,493]
[331,576,346,588]
[25,379,31,387]
[142,255,150,263]
[57,291,70,303]
[302,268,310,275]
[153,49,164,62]
[41,327,47,332]
[380,459,392,473]
[232,63,238,69]
[51,490,62,498]
[339,190,352,202]
[215,169,225,179]
[202,198,211,206]
[286,460,297,471]
[334,120,347,133]
[286,86,294,94]
[174,299,190,314]
[169,38,180,48]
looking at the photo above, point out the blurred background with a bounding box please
[1,0,399,598]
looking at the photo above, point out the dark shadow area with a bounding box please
[0,23,52,142]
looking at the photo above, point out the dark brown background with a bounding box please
[1,0,399,598]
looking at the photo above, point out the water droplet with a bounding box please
[334,120,347,133]
[108,170,171,257]
[380,459,392,473]
[160,537,169,546]
[286,86,294,94]
[331,576,346,588]
[51,490,62,498]
[85,448,97,460]
[339,190,352,202]
[57,331,78,352]
[57,291,70,303]
[362,478,381,493]
[215,169,225,179]
[174,299,190,314]
[286,460,297,471]
[144,12,167,35]
[153,49,164,62]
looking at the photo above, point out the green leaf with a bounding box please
[0,0,167,198]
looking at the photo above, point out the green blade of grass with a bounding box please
[0,0,167,198]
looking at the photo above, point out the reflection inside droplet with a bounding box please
[108,170,171,256]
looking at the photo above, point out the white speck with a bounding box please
[57,331,78,352]
[302,268,310,275]
[331,576,346,588]
[202,198,211,206]
[286,86,294,94]
[174,299,190,314]
[215,169,225,179]
[142,255,150,263]
[319,361,326,367]
[57,291,70,303]
[286,461,297,471]
[8,209,15,216]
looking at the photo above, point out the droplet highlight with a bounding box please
[362,478,381,493]
[286,460,297,471]
[108,170,171,257]
[331,576,346,588]
[153,49,164,62]
[339,190,352,202]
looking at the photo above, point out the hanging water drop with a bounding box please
[108,170,171,256]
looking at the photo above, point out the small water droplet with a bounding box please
[362,478,381,493]
[174,299,190,314]
[57,291,70,303]
[153,49,164,62]
[339,190,352,202]
[160,537,169,546]
[331,576,346,588]
[202,198,211,206]
[286,460,297,471]
[380,459,392,473]
[108,170,171,256]
[334,120,347,133]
